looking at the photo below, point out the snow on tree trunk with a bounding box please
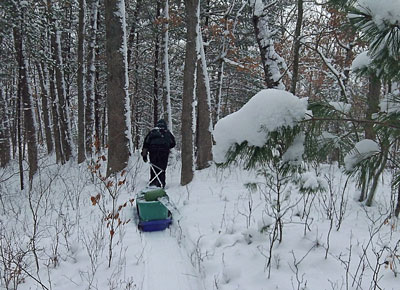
[290,0,303,95]
[153,0,161,126]
[49,64,64,163]
[251,0,285,89]
[86,0,99,156]
[51,16,72,162]
[13,25,38,182]
[105,0,131,176]
[36,61,54,155]
[163,0,173,134]
[77,0,86,164]
[0,88,10,167]
[196,28,213,170]
[181,0,199,186]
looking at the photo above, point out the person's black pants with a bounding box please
[149,149,169,188]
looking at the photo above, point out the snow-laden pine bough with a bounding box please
[135,163,179,232]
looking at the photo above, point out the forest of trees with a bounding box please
[0,0,399,210]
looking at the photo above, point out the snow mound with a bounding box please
[212,89,308,164]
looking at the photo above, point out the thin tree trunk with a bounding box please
[290,0,303,95]
[105,0,131,177]
[163,0,173,133]
[53,30,72,161]
[0,88,11,167]
[94,25,102,149]
[366,150,388,206]
[127,0,141,66]
[49,67,64,164]
[181,0,198,185]
[47,0,72,162]
[395,185,400,217]
[13,25,38,182]
[17,87,24,190]
[215,4,229,123]
[9,86,18,159]
[86,0,99,156]
[36,62,54,154]
[365,74,380,140]
[77,0,87,163]
[153,0,161,125]
[251,2,283,89]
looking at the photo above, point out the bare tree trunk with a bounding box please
[251,1,283,89]
[127,0,141,66]
[13,25,38,183]
[196,33,212,170]
[395,185,400,217]
[215,2,229,123]
[77,0,87,163]
[8,86,18,159]
[36,62,54,154]
[54,31,72,162]
[105,0,131,177]
[153,0,161,125]
[17,86,24,190]
[290,0,303,95]
[86,0,99,156]
[49,67,64,164]
[94,38,102,149]
[365,74,380,140]
[181,0,198,185]
[48,0,72,162]
[163,0,173,133]
[0,88,11,167]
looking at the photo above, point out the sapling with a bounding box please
[89,154,134,267]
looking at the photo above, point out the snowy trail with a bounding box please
[141,230,203,290]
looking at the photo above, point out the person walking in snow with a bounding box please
[141,119,176,188]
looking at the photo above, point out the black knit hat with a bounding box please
[156,119,167,129]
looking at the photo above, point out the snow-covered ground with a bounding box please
[1,151,399,290]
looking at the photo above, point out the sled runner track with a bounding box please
[141,230,203,290]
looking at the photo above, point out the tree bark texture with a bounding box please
[252,2,282,89]
[53,31,72,162]
[86,0,99,156]
[163,0,173,133]
[290,0,303,95]
[47,0,72,162]
[153,0,161,126]
[195,51,212,169]
[180,0,198,185]
[13,26,38,182]
[365,74,380,140]
[36,62,54,154]
[49,67,64,164]
[395,185,400,217]
[77,0,86,163]
[0,89,11,167]
[105,0,131,176]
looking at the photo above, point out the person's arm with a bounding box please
[141,132,151,162]
[169,132,176,149]
[142,131,151,150]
